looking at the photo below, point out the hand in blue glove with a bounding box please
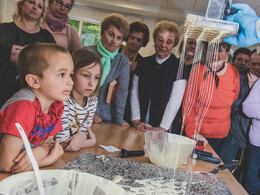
[223,3,260,47]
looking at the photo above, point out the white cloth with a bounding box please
[160,79,187,130]
[130,75,140,121]
[156,54,171,64]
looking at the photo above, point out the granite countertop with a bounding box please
[62,152,231,195]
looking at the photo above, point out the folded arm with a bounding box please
[64,127,96,152]
[0,134,23,172]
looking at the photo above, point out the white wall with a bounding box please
[3,0,256,57]
[2,0,15,22]
[0,0,7,22]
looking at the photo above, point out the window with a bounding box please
[68,19,80,32]
[68,18,101,47]
[81,22,101,46]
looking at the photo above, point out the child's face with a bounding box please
[72,63,101,98]
[38,52,74,103]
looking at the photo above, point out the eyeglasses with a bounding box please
[55,0,72,11]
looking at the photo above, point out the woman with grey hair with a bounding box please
[130,20,184,132]
[41,0,81,53]
[0,0,56,107]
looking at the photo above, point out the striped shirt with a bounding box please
[55,95,98,143]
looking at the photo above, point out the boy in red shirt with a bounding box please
[0,43,74,173]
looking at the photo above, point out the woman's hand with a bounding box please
[192,134,208,144]
[10,45,24,65]
[132,120,141,129]
[93,114,102,123]
[63,132,87,152]
[132,120,152,131]
[122,121,129,126]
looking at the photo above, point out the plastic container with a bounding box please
[144,132,196,169]
[205,0,232,19]
[183,13,239,42]
[0,170,126,195]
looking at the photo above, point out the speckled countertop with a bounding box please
[62,152,231,195]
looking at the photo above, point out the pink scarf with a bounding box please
[44,7,69,32]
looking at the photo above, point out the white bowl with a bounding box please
[144,131,196,169]
[0,170,127,195]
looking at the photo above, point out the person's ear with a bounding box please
[18,2,23,8]
[25,74,40,89]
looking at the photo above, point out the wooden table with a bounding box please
[0,122,248,194]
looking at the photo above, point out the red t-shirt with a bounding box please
[0,98,64,145]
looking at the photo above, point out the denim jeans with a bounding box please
[243,143,260,195]
[219,142,245,183]
[219,142,239,164]
[207,137,226,156]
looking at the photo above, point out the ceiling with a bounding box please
[75,0,260,24]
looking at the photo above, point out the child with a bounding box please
[0,43,74,173]
[55,48,102,151]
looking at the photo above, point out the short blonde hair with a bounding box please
[153,20,180,47]
[12,0,47,26]
[101,13,130,41]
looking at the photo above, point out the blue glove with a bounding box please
[223,3,260,47]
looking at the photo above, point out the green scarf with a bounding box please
[97,40,119,86]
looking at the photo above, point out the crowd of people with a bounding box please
[0,1,260,194]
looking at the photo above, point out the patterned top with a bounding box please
[55,94,98,143]
[0,88,63,145]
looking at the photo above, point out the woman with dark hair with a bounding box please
[183,42,240,155]
[120,21,149,72]
[232,47,251,72]
[0,0,56,107]
[41,0,81,53]
[120,21,150,125]
[87,13,130,126]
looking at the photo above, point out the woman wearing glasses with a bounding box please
[42,0,81,53]
[0,0,56,108]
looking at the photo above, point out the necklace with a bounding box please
[121,47,138,71]
[70,98,90,133]
[203,62,226,89]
